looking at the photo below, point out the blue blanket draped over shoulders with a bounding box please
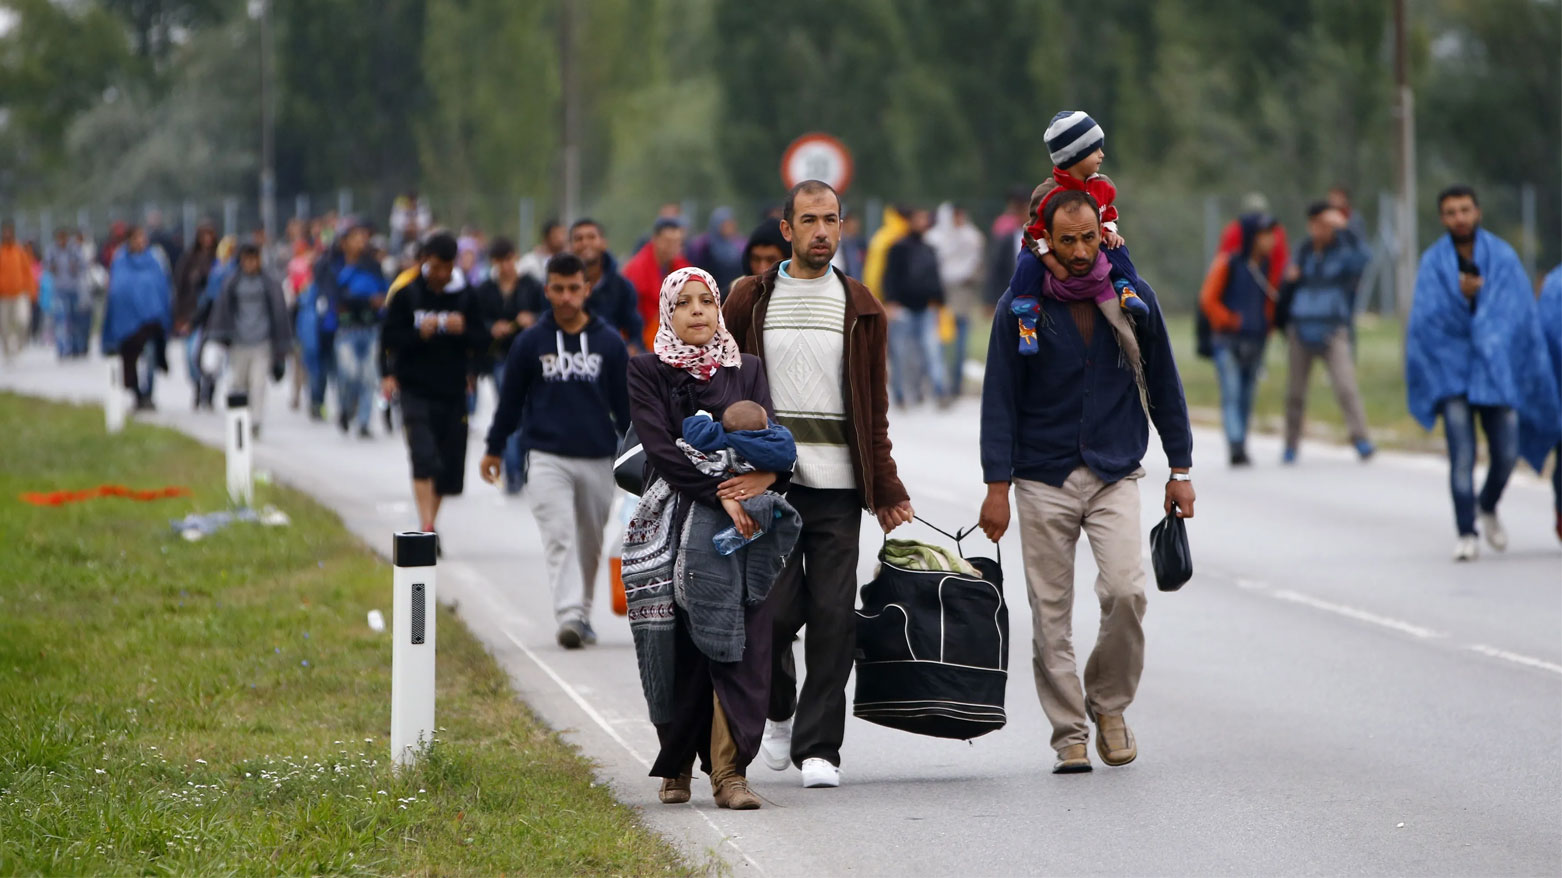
[1520,266,1562,467]
[1405,230,1559,470]
[101,249,172,353]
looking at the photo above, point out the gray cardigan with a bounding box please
[675,490,801,663]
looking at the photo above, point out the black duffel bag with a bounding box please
[853,521,1008,740]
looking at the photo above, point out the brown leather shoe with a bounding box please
[713,776,762,810]
[1093,713,1137,766]
[659,774,691,804]
[1052,744,1093,774]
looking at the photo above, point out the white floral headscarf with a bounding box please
[654,266,742,381]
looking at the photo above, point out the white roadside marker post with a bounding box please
[390,531,437,769]
[105,359,125,434]
[225,392,253,507]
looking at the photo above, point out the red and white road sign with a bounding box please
[781,133,854,193]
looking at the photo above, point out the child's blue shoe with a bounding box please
[1010,296,1041,356]
[1112,277,1150,319]
[1121,291,1150,318]
[1354,439,1376,461]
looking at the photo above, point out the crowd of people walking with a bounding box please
[3,126,1559,811]
[1196,184,1561,556]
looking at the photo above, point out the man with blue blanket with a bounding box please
[1531,266,1562,543]
[1406,185,1560,561]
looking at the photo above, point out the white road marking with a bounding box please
[1239,578,1562,678]
[497,628,766,875]
[1268,589,1446,639]
[1465,644,1562,676]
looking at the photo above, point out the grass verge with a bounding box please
[0,392,691,876]
[1162,313,1436,452]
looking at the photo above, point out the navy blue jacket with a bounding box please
[486,310,631,458]
[981,252,1193,486]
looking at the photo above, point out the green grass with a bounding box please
[0,393,694,876]
[963,310,1437,452]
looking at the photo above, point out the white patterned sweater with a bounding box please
[762,265,855,490]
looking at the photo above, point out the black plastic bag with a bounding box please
[1149,512,1192,592]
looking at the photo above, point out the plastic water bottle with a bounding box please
[712,509,784,556]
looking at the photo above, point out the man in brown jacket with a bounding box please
[723,180,913,789]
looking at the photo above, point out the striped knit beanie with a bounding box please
[1045,110,1105,170]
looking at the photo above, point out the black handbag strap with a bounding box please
[881,514,1002,568]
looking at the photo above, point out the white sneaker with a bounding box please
[1453,535,1479,562]
[760,718,792,772]
[1478,511,1508,552]
[800,757,840,788]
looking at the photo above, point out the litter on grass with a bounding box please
[171,506,292,541]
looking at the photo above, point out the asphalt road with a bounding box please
[6,348,1560,877]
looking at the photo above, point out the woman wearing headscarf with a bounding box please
[625,267,798,811]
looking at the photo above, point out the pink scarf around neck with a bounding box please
[1042,251,1115,305]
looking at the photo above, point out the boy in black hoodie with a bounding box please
[381,232,487,542]
[480,253,632,649]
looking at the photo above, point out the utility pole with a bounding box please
[259,0,277,251]
[1392,0,1417,324]
[559,0,580,224]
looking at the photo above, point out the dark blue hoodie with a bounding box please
[486,310,631,458]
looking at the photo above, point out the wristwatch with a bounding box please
[1169,472,1192,482]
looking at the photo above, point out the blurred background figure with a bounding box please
[833,212,867,281]
[0,221,37,362]
[741,218,790,280]
[101,226,171,410]
[622,216,689,352]
[1279,200,1374,464]
[519,221,567,284]
[883,206,949,408]
[1199,212,1281,466]
[927,203,985,397]
[173,223,219,337]
[389,191,431,252]
[44,227,91,359]
[689,206,747,293]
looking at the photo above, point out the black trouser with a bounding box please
[767,485,862,768]
[119,322,162,397]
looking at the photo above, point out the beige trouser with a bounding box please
[0,296,31,360]
[228,343,272,428]
[1284,326,1369,448]
[1014,467,1148,751]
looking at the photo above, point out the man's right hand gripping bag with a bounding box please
[853,539,1008,740]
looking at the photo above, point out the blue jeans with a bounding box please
[1211,335,1265,449]
[889,307,947,405]
[54,288,91,357]
[947,311,971,397]
[490,360,528,494]
[1441,397,1518,536]
[335,326,378,430]
[311,330,336,410]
